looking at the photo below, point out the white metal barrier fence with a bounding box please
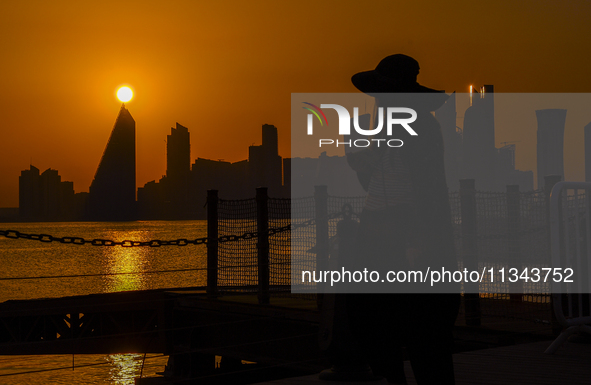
[545,181,591,354]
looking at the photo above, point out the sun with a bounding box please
[117,86,133,103]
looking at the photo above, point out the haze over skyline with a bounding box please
[1,0,591,207]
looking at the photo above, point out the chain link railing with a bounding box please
[1,183,570,327]
[0,213,336,248]
[0,222,313,248]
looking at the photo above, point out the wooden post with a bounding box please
[207,190,218,298]
[507,185,523,302]
[315,185,329,309]
[257,187,270,305]
[460,179,481,326]
[544,175,562,335]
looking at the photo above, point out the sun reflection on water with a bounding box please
[102,231,151,293]
[106,354,144,385]
[0,221,206,384]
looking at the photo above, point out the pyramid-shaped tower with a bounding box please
[88,104,136,220]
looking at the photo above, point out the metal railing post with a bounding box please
[207,190,218,298]
[257,187,270,304]
[544,175,562,334]
[507,185,522,301]
[460,179,481,326]
[315,185,329,309]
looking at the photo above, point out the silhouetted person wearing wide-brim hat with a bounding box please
[352,54,440,93]
[343,54,460,384]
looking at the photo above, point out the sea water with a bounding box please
[0,221,208,384]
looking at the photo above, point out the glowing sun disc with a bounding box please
[117,86,133,102]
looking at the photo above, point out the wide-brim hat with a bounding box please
[352,54,444,94]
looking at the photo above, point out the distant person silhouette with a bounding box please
[342,54,460,385]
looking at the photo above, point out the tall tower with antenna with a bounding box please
[462,85,496,190]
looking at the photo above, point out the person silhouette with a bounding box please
[342,54,461,385]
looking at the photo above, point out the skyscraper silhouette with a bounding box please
[166,123,191,218]
[248,124,283,197]
[19,165,41,221]
[435,92,461,191]
[462,85,496,190]
[19,165,76,221]
[88,104,136,221]
[39,168,61,220]
[536,109,566,189]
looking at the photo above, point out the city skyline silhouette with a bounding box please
[2,1,591,208]
[2,2,591,384]
[9,89,591,222]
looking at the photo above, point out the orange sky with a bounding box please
[1,0,591,207]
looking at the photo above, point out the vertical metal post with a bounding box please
[315,185,329,309]
[544,175,562,335]
[207,190,218,298]
[507,185,522,301]
[460,179,481,326]
[257,187,270,305]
